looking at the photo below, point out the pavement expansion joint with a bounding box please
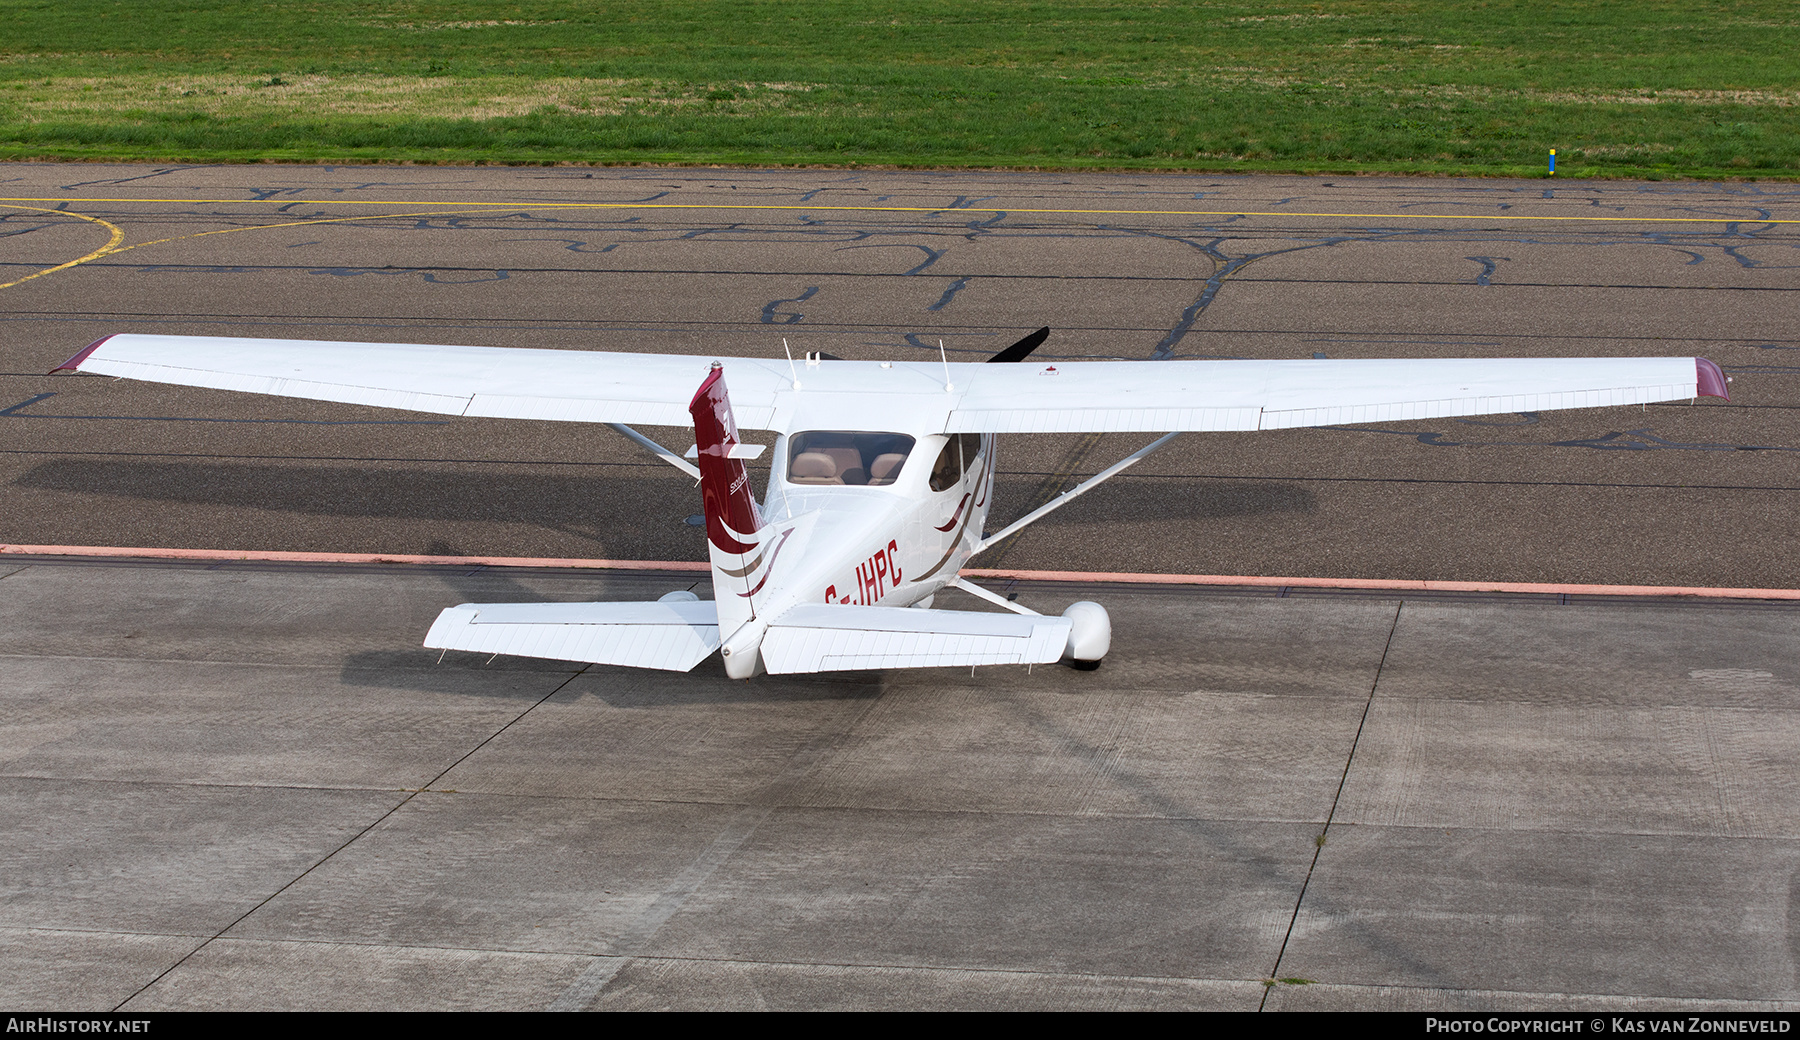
[2,924,215,942]
[0,650,483,671]
[1264,980,1800,1009]
[1260,599,1401,1010]
[619,952,1256,986]
[0,772,416,796]
[197,934,622,959]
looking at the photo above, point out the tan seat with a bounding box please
[821,447,863,480]
[789,452,840,484]
[868,453,907,485]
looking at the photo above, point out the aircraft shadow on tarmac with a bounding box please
[15,459,1317,541]
[335,647,892,703]
[15,459,685,534]
[14,457,1312,703]
[988,475,1316,528]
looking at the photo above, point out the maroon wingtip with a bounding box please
[49,335,113,375]
[1695,358,1729,400]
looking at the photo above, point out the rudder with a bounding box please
[689,362,764,639]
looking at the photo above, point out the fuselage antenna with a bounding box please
[783,338,802,390]
[940,339,954,393]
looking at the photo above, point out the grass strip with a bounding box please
[0,0,1795,177]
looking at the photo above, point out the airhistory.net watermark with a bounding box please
[5,1020,150,1034]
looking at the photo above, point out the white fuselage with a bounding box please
[716,428,995,677]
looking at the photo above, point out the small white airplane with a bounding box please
[54,330,1727,677]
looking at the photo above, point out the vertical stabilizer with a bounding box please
[689,363,764,639]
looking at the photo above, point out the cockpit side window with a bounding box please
[928,433,984,493]
[786,431,916,486]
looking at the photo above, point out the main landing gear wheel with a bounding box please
[1062,601,1110,670]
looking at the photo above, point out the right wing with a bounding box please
[56,333,792,429]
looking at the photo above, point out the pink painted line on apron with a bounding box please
[0,543,710,571]
[3,544,1794,600]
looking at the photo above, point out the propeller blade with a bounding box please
[986,326,1050,364]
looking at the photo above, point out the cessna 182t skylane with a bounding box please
[54,330,1727,678]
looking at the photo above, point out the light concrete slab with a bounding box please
[641,808,1318,982]
[0,777,402,935]
[0,655,568,790]
[433,670,881,804]
[1338,698,1800,837]
[5,555,1800,1009]
[0,926,201,1011]
[897,591,1402,698]
[223,791,753,956]
[122,937,593,1012]
[1337,600,1800,837]
[784,686,1370,822]
[1275,826,1800,1002]
[1376,601,1800,708]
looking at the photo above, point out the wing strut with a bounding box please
[606,422,701,480]
[949,577,1043,616]
[973,432,1182,555]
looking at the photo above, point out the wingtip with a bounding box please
[1696,358,1729,400]
[48,335,113,375]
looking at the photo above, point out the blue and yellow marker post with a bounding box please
[1549,149,1557,176]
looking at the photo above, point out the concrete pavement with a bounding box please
[0,556,1793,1010]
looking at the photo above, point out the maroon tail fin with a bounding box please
[689,363,763,554]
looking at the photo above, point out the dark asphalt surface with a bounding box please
[2,164,1796,586]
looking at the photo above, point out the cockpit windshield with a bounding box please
[786,431,916,486]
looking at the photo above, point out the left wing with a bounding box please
[56,334,1726,434]
[945,355,1729,433]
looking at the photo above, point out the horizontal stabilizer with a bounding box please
[760,604,1070,674]
[425,599,719,672]
[683,442,766,460]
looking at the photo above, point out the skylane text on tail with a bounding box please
[54,329,1729,677]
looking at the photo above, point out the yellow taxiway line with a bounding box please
[2,196,1798,224]
[0,205,540,291]
[0,204,126,290]
[4,193,1790,293]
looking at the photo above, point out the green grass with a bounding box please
[0,1,1796,177]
